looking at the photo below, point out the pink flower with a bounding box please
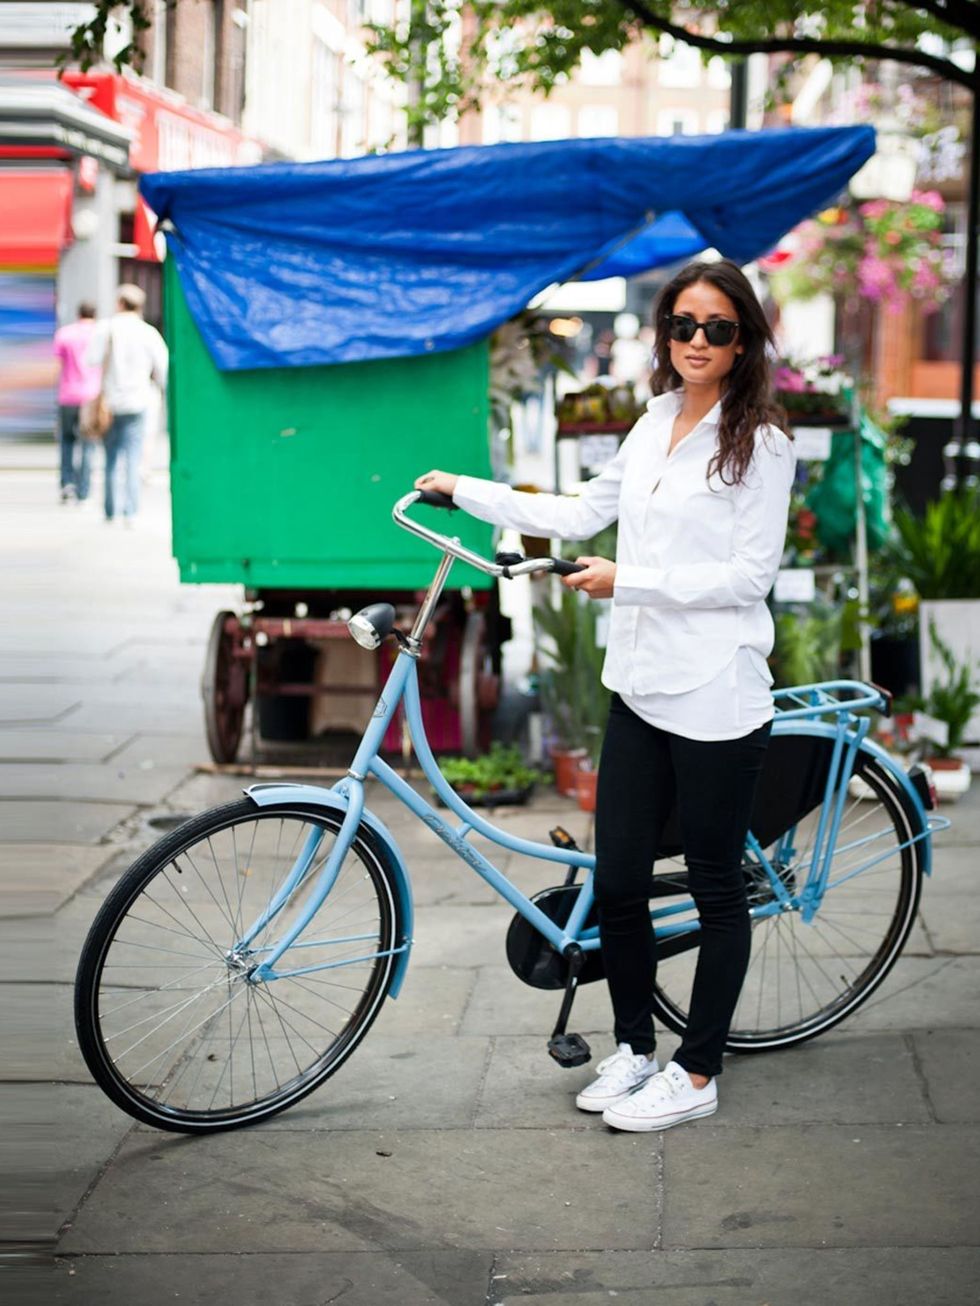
[912,262,940,293]
[910,190,944,213]
[858,254,898,302]
[859,200,890,220]
[774,367,805,393]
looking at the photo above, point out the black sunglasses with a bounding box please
[667,314,740,347]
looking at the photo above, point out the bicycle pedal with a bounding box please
[548,826,579,851]
[547,1033,591,1068]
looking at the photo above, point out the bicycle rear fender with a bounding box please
[771,721,934,876]
[243,782,414,995]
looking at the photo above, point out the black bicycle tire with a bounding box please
[649,751,924,1052]
[74,798,401,1133]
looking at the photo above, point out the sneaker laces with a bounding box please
[645,1063,691,1101]
[594,1044,650,1087]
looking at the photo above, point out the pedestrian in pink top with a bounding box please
[53,302,101,504]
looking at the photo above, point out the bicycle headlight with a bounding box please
[348,603,396,650]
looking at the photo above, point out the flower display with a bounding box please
[772,356,853,421]
[769,193,954,314]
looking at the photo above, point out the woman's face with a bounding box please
[667,279,744,395]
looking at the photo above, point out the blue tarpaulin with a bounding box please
[584,210,706,280]
[141,127,875,372]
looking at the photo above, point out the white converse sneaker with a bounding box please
[575,1044,659,1113]
[601,1060,717,1132]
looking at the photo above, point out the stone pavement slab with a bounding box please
[0,762,188,804]
[0,686,81,724]
[17,1084,136,1236]
[136,1036,494,1134]
[474,1030,931,1130]
[491,1247,980,1306]
[662,1123,980,1248]
[61,1128,662,1254]
[0,842,118,915]
[52,1250,494,1305]
[839,955,980,1031]
[0,799,134,843]
[918,891,980,953]
[460,964,614,1038]
[911,1028,980,1122]
[7,983,86,1080]
[0,730,127,762]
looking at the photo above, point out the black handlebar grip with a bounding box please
[551,558,587,576]
[416,489,457,509]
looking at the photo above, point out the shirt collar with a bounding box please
[660,389,723,428]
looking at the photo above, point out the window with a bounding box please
[530,104,571,141]
[706,57,731,90]
[483,104,523,145]
[577,105,618,138]
[312,40,341,158]
[705,109,728,135]
[340,70,365,157]
[149,0,168,85]
[579,49,623,87]
[658,36,701,88]
[199,0,216,109]
[656,108,698,136]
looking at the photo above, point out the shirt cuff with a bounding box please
[453,474,499,512]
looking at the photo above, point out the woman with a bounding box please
[416,259,795,1132]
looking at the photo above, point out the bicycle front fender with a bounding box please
[244,781,414,995]
[771,720,935,876]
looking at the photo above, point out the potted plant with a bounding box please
[437,742,544,808]
[770,600,844,688]
[772,355,854,426]
[534,587,610,798]
[902,622,980,801]
[885,488,980,748]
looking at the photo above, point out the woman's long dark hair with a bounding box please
[650,259,788,486]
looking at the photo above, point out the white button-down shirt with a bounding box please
[454,390,796,714]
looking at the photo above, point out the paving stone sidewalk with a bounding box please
[2,456,978,1305]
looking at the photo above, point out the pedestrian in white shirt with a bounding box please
[415,259,795,1133]
[88,284,168,525]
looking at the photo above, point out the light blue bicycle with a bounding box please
[75,490,949,1133]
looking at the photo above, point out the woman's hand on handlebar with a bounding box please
[415,470,459,497]
[561,556,616,599]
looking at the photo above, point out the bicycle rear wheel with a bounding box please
[650,749,924,1051]
[75,799,402,1132]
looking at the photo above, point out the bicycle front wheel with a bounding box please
[650,749,924,1051]
[75,799,402,1132]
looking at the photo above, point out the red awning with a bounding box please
[0,169,73,267]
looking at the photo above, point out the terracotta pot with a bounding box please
[576,764,598,813]
[550,746,587,797]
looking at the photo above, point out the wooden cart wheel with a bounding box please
[458,610,499,757]
[202,610,248,763]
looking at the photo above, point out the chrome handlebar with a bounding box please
[392,490,584,579]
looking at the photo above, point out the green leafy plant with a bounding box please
[885,490,980,600]
[534,588,610,765]
[903,622,980,759]
[770,603,844,688]
[439,742,544,798]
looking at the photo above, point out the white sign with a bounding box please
[579,434,620,468]
[792,427,833,460]
[774,569,817,603]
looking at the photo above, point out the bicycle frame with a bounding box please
[241,501,948,990]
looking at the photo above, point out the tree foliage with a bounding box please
[70,2,978,138]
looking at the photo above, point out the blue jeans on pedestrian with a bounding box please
[103,411,146,520]
[58,404,93,500]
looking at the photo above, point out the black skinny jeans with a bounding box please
[594,694,771,1078]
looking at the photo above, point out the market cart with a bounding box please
[145,127,876,764]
